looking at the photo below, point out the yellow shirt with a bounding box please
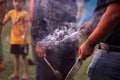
[5,9,29,44]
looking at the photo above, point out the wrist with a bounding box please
[21,34,25,39]
[86,39,97,48]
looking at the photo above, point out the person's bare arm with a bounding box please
[88,2,120,43]
[2,16,10,25]
[0,0,7,33]
[0,14,10,34]
[22,24,28,46]
[78,2,120,60]
[29,0,34,21]
[29,0,46,58]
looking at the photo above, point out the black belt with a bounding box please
[99,43,120,52]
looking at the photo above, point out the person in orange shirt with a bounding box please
[1,0,30,80]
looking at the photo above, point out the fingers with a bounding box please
[78,46,89,60]
[77,22,92,35]
[35,44,46,58]
[37,51,46,58]
[38,47,46,58]
[20,43,24,47]
[77,23,86,32]
[78,49,86,60]
[78,48,84,60]
[20,41,25,47]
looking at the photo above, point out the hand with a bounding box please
[20,34,27,47]
[20,41,25,47]
[20,38,26,47]
[35,44,46,58]
[77,22,93,35]
[78,39,95,60]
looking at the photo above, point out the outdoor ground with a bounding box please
[0,23,94,80]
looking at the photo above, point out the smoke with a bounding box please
[28,0,89,49]
[38,22,84,49]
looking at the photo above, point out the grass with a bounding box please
[0,23,36,80]
[0,23,94,80]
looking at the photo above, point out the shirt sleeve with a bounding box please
[106,0,120,5]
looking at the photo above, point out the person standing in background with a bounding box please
[0,0,7,73]
[29,0,78,80]
[1,0,30,79]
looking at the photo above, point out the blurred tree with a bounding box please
[6,0,13,11]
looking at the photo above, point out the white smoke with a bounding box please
[38,22,84,49]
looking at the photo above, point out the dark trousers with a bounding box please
[32,41,78,80]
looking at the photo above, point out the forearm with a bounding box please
[0,18,9,33]
[88,3,120,43]
[2,18,9,25]
[22,24,29,43]
[29,0,34,21]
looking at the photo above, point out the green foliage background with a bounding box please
[0,23,94,80]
